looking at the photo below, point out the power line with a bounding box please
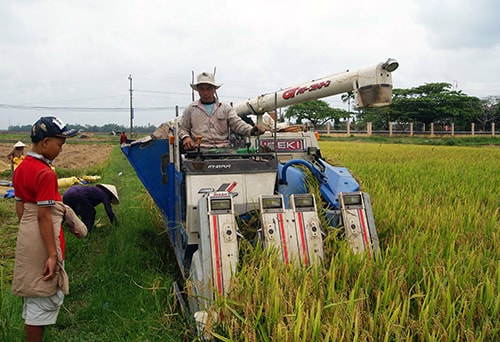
[134,89,186,95]
[18,94,127,105]
[0,104,177,112]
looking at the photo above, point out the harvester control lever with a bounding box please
[245,137,251,153]
[196,135,202,158]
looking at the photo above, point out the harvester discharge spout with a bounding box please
[233,58,398,116]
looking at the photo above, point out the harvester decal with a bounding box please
[276,213,290,265]
[211,215,224,296]
[296,212,310,266]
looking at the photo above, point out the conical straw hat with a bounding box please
[14,141,26,148]
[97,184,119,204]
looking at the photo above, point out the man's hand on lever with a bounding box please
[251,125,266,136]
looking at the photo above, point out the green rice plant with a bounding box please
[2,140,499,340]
[202,142,500,341]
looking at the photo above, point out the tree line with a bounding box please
[7,123,156,134]
[284,82,499,131]
[6,82,499,133]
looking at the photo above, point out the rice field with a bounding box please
[204,142,500,341]
[1,140,498,341]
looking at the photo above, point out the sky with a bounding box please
[1,0,499,130]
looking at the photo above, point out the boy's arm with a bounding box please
[37,206,58,281]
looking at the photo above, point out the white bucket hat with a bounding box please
[14,141,26,148]
[190,72,222,91]
[97,184,120,204]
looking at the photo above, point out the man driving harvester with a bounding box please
[178,71,266,151]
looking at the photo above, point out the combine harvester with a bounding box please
[121,58,399,328]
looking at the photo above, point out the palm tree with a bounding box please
[341,91,355,126]
[341,91,354,113]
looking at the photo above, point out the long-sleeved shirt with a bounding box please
[7,148,25,169]
[62,185,116,231]
[178,99,253,148]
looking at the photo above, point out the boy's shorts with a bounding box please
[22,289,64,326]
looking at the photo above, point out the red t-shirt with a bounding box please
[13,154,65,259]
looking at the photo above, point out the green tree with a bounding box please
[392,83,482,130]
[284,99,347,129]
[341,91,354,113]
[477,96,500,131]
[357,88,411,130]
[341,91,359,126]
[360,82,483,131]
[7,123,156,133]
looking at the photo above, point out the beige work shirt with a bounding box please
[179,99,253,148]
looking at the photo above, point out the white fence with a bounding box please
[320,122,498,137]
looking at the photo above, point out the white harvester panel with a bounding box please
[259,195,300,265]
[289,194,324,265]
[260,194,324,266]
[183,157,277,245]
[206,192,239,296]
[339,192,380,259]
[190,191,239,313]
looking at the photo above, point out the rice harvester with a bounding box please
[121,58,399,327]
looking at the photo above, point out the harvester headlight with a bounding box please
[293,195,314,208]
[382,58,399,72]
[262,197,283,209]
[210,198,231,211]
[342,194,362,206]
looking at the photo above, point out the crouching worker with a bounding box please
[63,184,119,233]
[12,116,85,341]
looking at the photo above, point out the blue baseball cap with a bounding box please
[31,116,79,143]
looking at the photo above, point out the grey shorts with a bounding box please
[22,289,64,326]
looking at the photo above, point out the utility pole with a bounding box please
[128,74,134,136]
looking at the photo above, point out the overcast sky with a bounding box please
[1,0,499,130]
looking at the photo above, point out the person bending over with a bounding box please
[63,184,119,233]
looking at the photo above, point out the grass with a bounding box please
[0,146,190,341]
[320,134,500,147]
[1,139,499,341]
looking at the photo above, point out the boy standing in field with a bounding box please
[11,116,79,341]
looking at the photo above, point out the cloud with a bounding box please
[415,0,500,49]
[0,0,499,129]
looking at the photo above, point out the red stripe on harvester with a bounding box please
[212,215,223,295]
[278,213,289,264]
[297,212,309,266]
[226,181,237,192]
[358,208,371,258]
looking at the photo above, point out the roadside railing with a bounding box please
[318,122,498,137]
